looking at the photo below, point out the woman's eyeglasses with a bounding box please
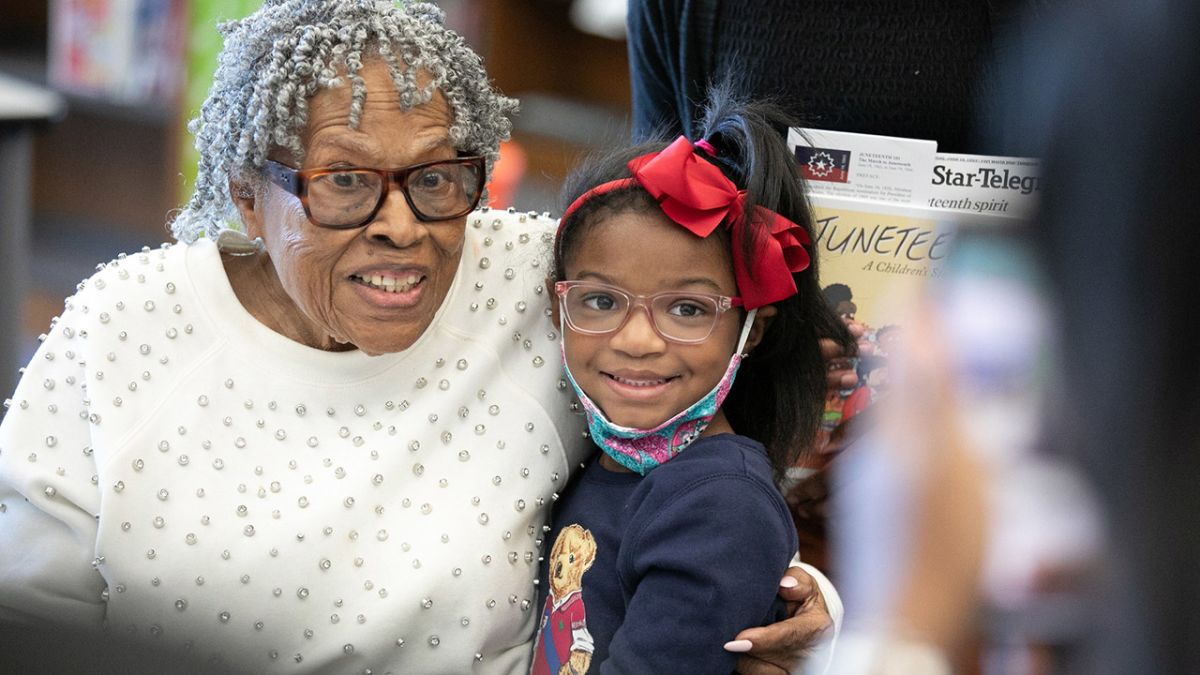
[554,280,743,344]
[263,156,486,229]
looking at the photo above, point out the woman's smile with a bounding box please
[348,267,429,308]
[351,271,424,293]
[230,60,468,355]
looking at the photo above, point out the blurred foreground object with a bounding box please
[822,0,1200,672]
[1000,0,1200,672]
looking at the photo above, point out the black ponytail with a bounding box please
[694,84,855,479]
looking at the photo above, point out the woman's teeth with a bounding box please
[356,273,421,293]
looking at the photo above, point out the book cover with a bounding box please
[788,128,1041,462]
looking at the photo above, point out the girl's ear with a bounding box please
[546,276,561,327]
[744,304,777,355]
[230,180,264,239]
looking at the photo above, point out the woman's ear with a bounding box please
[546,276,561,327]
[744,304,778,355]
[229,180,264,239]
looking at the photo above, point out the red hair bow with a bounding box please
[559,136,811,309]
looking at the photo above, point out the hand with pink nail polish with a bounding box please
[727,567,832,675]
[724,638,754,653]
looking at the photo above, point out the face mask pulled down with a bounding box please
[560,310,756,475]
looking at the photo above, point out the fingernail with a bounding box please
[724,639,753,653]
[779,576,799,588]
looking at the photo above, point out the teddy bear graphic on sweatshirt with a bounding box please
[531,524,597,675]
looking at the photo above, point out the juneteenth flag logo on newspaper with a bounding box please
[796,146,852,183]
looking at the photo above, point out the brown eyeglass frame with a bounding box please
[263,156,486,229]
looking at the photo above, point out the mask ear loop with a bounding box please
[735,308,758,358]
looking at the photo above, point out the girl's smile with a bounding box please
[601,369,682,402]
[556,209,745,430]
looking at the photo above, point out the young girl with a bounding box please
[531,95,853,674]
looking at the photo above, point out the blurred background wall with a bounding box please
[0,0,633,385]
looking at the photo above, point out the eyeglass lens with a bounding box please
[307,160,482,226]
[562,284,725,342]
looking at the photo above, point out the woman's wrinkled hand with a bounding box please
[726,567,833,675]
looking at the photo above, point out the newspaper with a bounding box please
[787,128,1041,469]
[789,127,1042,219]
[789,128,936,205]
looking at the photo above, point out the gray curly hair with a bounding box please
[171,0,518,243]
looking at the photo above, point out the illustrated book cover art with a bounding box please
[788,127,1040,462]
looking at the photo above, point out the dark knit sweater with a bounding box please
[628,0,1029,152]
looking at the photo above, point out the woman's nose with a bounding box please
[363,187,426,248]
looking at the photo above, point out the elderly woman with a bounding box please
[0,2,834,673]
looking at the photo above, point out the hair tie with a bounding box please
[694,138,718,155]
